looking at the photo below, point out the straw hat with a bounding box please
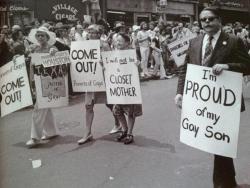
[114,21,125,29]
[28,26,56,46]
[132,25,140,32]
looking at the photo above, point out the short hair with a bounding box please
[140,21,147,29]
[12,30,22,42]
[87,24,101,34]
[35,31,50,40]
[200,7,221,18]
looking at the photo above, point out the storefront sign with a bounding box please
[210,0,246,8]
[0,6,7,11]
[180,64,243,158]
[9,5,29,11]
[51,3,79,21]
[0,5,30,12]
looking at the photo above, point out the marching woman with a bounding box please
[77,24,120,144]
[26,26,59,148]
[112,33,143,144]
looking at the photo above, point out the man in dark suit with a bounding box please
[175,7,250,188]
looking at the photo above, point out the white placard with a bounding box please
[0,56,33,117]
[168,34,196,67]
[70,40,105,92]
[102,49,142,104]
[180,64,243,158]
[41,51,71,67]
[31,53,69,109]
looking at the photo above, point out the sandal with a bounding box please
[124,134,134,145]
[116,131,127,142]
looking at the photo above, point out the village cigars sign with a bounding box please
[51,3,79,21]
[180,64,243,158]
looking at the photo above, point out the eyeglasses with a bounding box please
[200,17,218,22]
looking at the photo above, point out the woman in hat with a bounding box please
[26,26,59,148]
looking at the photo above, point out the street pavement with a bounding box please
[0,77,250,188]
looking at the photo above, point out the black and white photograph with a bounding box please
[0,0,250,187]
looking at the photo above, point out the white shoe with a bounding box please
[26,138,40,148]
[77,134,93,145]
[160,76,168,80]
[109,126,122,134]
[41,134,59,140]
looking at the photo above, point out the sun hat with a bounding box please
[114,21,125,29]
[12,25,21,32]
[132,25,140,32]
[28,26,56,46]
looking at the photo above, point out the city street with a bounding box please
[0,77,250,188]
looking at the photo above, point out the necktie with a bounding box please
[203,36,213,66]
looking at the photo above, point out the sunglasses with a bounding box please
[200,17,218,22]
[36,34,46,37]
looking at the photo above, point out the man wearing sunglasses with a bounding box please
[175,7,250,188]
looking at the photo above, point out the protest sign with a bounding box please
[0,55,33,117]
[168,34,196,67]
[180,64,242,158]
[70,40,105,92]
[41,51,71,67]
[102,49,142,104]
[243,76,250,98]
[31,53,68,109]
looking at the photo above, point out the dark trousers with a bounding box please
[213,155,237,188]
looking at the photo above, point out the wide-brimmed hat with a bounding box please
[132,25,140,32]
[28,26,56,46]
[114,21,125,29]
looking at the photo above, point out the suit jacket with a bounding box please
[177,31,250,111]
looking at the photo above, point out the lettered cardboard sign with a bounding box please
[31,53,69,109]
[168,34,196,67]
[102,49,142,104]
[180,64,242,158]
[0,56,33,117]
[70,40,105,92]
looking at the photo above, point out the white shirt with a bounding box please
[202,29,221,63]
[75,32,84,41]
[137,30,150,48]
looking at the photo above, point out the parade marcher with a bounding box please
[54,22,70,52]
[173,22,192,40]
[175,7,250,188]
[110,21,126,49]
[131,25,141,62]
[74,24,84,41]
[26,26,59,148]
[0,31,13,66]
[191,21,201,37]
[11,29,26,56]
[113,33,142,144]
[159,26,176,78]
[150,34,168,79]
[137,21,151,78]
[147,21,156,69]
[77,24,119,144]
